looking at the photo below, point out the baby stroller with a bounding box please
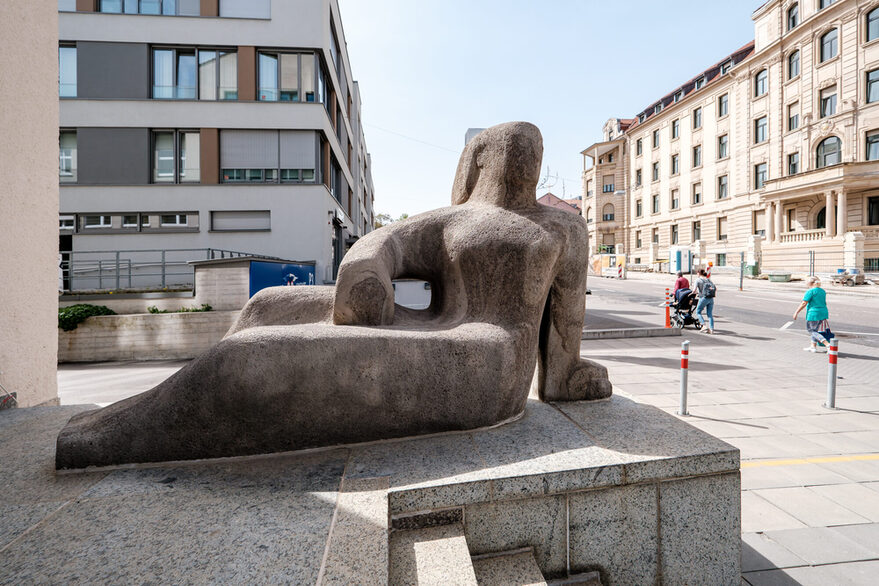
[670,288,702,330]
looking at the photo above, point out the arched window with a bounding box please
[755,69,768,96]
[868,8,879,42]
[788,50,800,79]
[788,3,799,31]
[816,207,826,230]
[602,203,615,221]
[820,29,838,62]
[586,207,592,223]
[816,136,842,168]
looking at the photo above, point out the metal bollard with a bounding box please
[825,337,838,409]
[678,340,690,416]
[665,288,671,329]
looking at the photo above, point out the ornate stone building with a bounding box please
[582,0,879,274]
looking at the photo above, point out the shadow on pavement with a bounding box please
[687,414,770,430]
[741,540,803,585]
[586,354,746,371]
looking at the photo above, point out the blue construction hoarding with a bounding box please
[249,260,316,297]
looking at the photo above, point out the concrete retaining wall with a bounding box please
[59,311,239,363]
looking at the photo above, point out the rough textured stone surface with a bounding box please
[56,121,611,469]
[568,484,658,585]
[660,472,742,585]
[389,524,478,585]
[471,550,547,585]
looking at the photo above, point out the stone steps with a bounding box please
[471,548,547,586]
[389,523,478,585]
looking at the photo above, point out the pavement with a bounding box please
[49,277,879,584]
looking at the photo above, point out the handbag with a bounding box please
[818,319,833,342]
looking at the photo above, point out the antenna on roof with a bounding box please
[538,165,558,190]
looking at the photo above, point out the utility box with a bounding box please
[668,246,693,274]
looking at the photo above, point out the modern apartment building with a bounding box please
[583,0,879,274]
[58,0,374,289]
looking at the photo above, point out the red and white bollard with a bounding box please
[665,288,671,329]
[678,340,690,416]
[618,263,623,279]
[707,262,713,279]
[825,337,838,409]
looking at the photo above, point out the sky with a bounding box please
[337,0,765,218]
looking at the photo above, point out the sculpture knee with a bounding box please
[227,286,334,337]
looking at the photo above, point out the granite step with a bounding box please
[388,523,478,585]
[471,548,547,586]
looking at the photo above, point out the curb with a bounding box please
[582,327,682,340]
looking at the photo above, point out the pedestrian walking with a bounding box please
[673,271,690,293]
[694,268,716,334]
[793,276,831,353]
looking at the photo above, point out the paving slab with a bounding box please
[807,484,879,523]
[389,524,478,586]
[741,532,809,573]
[761,526,878,565]
[740,492,807,533]
[741,462,851,490]
[471,550,547,586]
[753,487,869,527]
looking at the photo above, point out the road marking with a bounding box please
[741,453,879,468]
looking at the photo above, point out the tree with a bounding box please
[374,212,409,229]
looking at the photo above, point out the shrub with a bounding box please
[58,304,116,331]
[147,304,213,314]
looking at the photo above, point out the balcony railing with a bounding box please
[779,228,825,244]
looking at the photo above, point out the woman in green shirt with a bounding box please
[792,276,830,352]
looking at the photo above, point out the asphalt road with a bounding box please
[588,276,879,348]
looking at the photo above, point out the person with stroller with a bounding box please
[674,271,690,293]
[694,268,716,334]
[792,276,831,353]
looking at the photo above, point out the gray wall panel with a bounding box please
[78,42,149,99]
[78,128,150,185]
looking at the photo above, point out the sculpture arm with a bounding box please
[535,223,612,402]
[333,213,444,326]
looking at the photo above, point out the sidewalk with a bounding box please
[578,298,879,584]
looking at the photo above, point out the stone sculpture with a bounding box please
[55,122,611,470]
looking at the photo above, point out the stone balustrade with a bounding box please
[779,228,826,244]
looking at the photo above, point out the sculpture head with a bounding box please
[451,122,542,209]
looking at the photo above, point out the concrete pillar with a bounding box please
[825,191,836,237]
[766,203,775,242]
[837,189,847,237]
[774,201,784,241]
[844,231,865,271]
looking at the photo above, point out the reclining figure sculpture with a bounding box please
[55,122,612,470]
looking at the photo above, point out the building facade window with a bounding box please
[819,0,837,9]
[788,4,799,31]
[99,0,196,15]
[754,162,767,189]
[692,221,701,241]
[753,209,766,235]
[636,138,643,155]
[636,199,643,217]
[653,129,660,148]
[83,215,112,229]
[869,8,879,42]
[258,52,318,102]
[672,119,680,139]
[221,129,318,184]
[869,196,879,225]
[59,46,76,97]
[671,224,679,244]
[671,154,680,175]
[602,204,615,221]
[788,152,800,175]
[602,175,614,193]
[717,216,728,241]
[652,162,659,181]
[636,231,642,248]
[867,131,879,160]
[820,86,837,117]
[652,193,660,214]
[755,116,768,143]
[755,69,768,96]
[868,69,879,103]
[720,60,731,75]
[59,131,77,183]
[718,134,729,158]
[635,169,642,187]
[198,50,238,100]
[695,76,705,90]
[153,48,197,99]
[153,130,200,183]
[652,228,659,244]
[718,93,729,117]
[717,175,729,199]
[789,50,800,79]
[816,136,842,168]
[788,102,800,130]
[671,189,680,210]
[160,213,189,227]
[820,29,838,62]
[693,145,702,168]
[692,182,702,204]
[693,107,702,129]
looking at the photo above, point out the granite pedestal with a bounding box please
[1,395,740,584]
